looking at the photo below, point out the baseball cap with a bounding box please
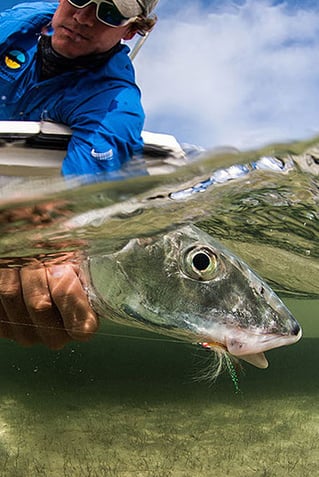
[113,0,159,18]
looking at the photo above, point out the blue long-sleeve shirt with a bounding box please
[0,2,145,175]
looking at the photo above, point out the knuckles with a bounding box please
[24,291,53,314]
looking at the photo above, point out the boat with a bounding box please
[0,120,196,178]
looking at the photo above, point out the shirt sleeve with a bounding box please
[60,83,145,176]
[0,2,56,44]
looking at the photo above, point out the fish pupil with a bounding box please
[192,252,211,271]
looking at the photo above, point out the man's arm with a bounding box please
[0,197,99,349]
[60,85,145,176]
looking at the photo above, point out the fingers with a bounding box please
[20,266,71,350]
[46,264,98,342]
[0,268,39,346]
[0,301,14,341]
[0,260,98,350]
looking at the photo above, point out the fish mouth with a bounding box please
[201,325,302,369]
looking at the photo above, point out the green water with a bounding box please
[0,298,317,477]
[0,136,318,475]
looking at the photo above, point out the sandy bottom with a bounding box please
[0,309,318,477]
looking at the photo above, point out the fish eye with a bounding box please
[183,246,218,281]
[192,252,211,271]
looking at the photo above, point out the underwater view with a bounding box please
[0,0,319,475]
[0,134,318,476]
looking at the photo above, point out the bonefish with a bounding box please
[87,224,301,373]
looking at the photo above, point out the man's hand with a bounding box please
[0,261,98,349]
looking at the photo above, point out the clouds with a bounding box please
[134,0,319,150]
[1,0,319,151]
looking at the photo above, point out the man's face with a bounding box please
[51,0,134,58]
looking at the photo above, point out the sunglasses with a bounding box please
[66,0,138,27]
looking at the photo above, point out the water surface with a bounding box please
[0,136,318,475]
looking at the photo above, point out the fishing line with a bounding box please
[0,319,242,387]
[0,318,187,344]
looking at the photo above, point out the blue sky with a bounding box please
[2,0,319,150]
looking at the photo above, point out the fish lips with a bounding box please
[200,319,302,369]
[224,324,302,368]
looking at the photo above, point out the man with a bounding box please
[0,0,158,349]
[0,0,157,174]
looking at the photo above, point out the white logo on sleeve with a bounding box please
[91,148,113,161]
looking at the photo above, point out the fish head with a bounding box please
[89,224,302,368]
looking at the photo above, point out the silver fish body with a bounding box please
[87,225,302,368]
